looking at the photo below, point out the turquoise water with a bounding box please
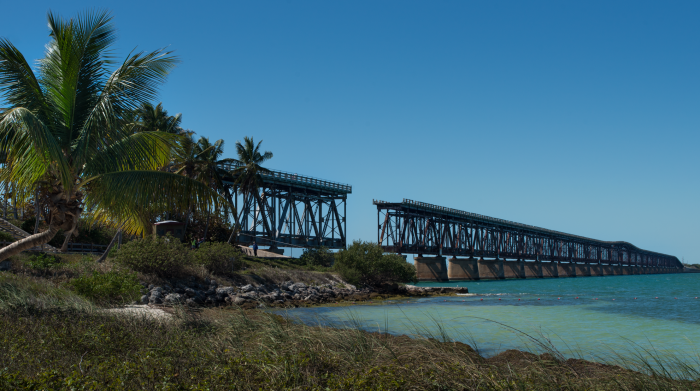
[275,274,700,363]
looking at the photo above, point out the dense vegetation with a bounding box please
[0,275,698,390]
[334,241,417,286]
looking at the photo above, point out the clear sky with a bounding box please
[2,1,699,262]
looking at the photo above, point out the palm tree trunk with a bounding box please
[182,204,192,234]
[33,189,40,234]
[0,222,60,261]
[60,217,79,252]
[12,184,17,220]
[203,213,210,242]
[97,228,122,263]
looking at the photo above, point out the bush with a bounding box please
[299,246,334,268]
[26,253,62,271]
[333,241,416,286]
[192,242,241,275]
[69,271,141,305]
[114,234,190,277]
[20,218,35,233]
[0,231,15,243]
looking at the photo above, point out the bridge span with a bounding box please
[374,199,683,281]
[220,162,350,253]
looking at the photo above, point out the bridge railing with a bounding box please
[0,241,109,254]
[219,162,352,193]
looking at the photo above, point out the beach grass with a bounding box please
[0,274,698,390]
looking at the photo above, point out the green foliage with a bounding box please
[299,246,334,268]
[114,234,190,277]
[0,231,15,243]
[20,218,35,234]
[72,225,114,245]
[0,273,93,312]
[0,306,696,390]
[192,242,241,275]
[26,253,62,271]
[333,241,417,286]
[69,271,141,305]
[47,230,66,248]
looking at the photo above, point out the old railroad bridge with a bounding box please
[374,199,684,281]
[220,162,351,252]
[214,158,682,280]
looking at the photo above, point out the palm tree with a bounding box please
[171,135,235,237]
[0,10,224,259]
[127,102,183,134]
[227,137,273,243]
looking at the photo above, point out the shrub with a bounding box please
[114,234,190,277]
[299,246,334,268]
[333,241,416,286]
[0,231,15,243]
[26,253,62,271]
[20,218,35,233]
[192,242,241,275]
[69,271,142,305]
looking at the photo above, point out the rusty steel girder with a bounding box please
[374,199,682,269]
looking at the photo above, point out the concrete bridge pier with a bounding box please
[524,260,543,278]
[414,256,448,281]
[575,262,591,277]
[447,257,479,280]
[478,258,504,280]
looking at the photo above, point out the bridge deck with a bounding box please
[220,162,351,194]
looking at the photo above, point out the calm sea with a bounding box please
[275,274,700,363]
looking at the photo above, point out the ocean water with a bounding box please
[274,274,700,363]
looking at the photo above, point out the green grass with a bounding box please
[0,275,698,390]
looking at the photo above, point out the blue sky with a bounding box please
[2,1,699,262]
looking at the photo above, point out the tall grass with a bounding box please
[0,276,698,389]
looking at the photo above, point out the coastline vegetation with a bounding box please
[0,275,698,390]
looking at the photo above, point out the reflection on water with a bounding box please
[273,274,700,362]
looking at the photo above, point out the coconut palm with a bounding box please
[227,136,272,243]
[0,10,224,259]
[127,102,183,134]
[171,135,235,236]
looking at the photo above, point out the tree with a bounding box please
[189,137,235,240]
[227,137,273,243]
[333,241,417,286]
[126,102,183,134]
[0,10,224,259]
[171,135,235,236]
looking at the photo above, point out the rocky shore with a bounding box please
[142,278,469,308]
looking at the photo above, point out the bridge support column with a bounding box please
[541,261,558,278]
[448,257,479,280]
[524,261,543,278]
[503,259,525,278]
[575,262,590,277]
[557,261,575,277]
[414,256,448,282]
[478,258,504,280]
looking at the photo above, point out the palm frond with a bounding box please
[41,10,116,148]
[0,107,71,187]
[84,170,233,236]
[0,39,49,117]
[81,131,179,178]
[72,47,179,168]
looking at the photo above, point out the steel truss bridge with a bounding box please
[374,199,682,269]
[220,162,351,250]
